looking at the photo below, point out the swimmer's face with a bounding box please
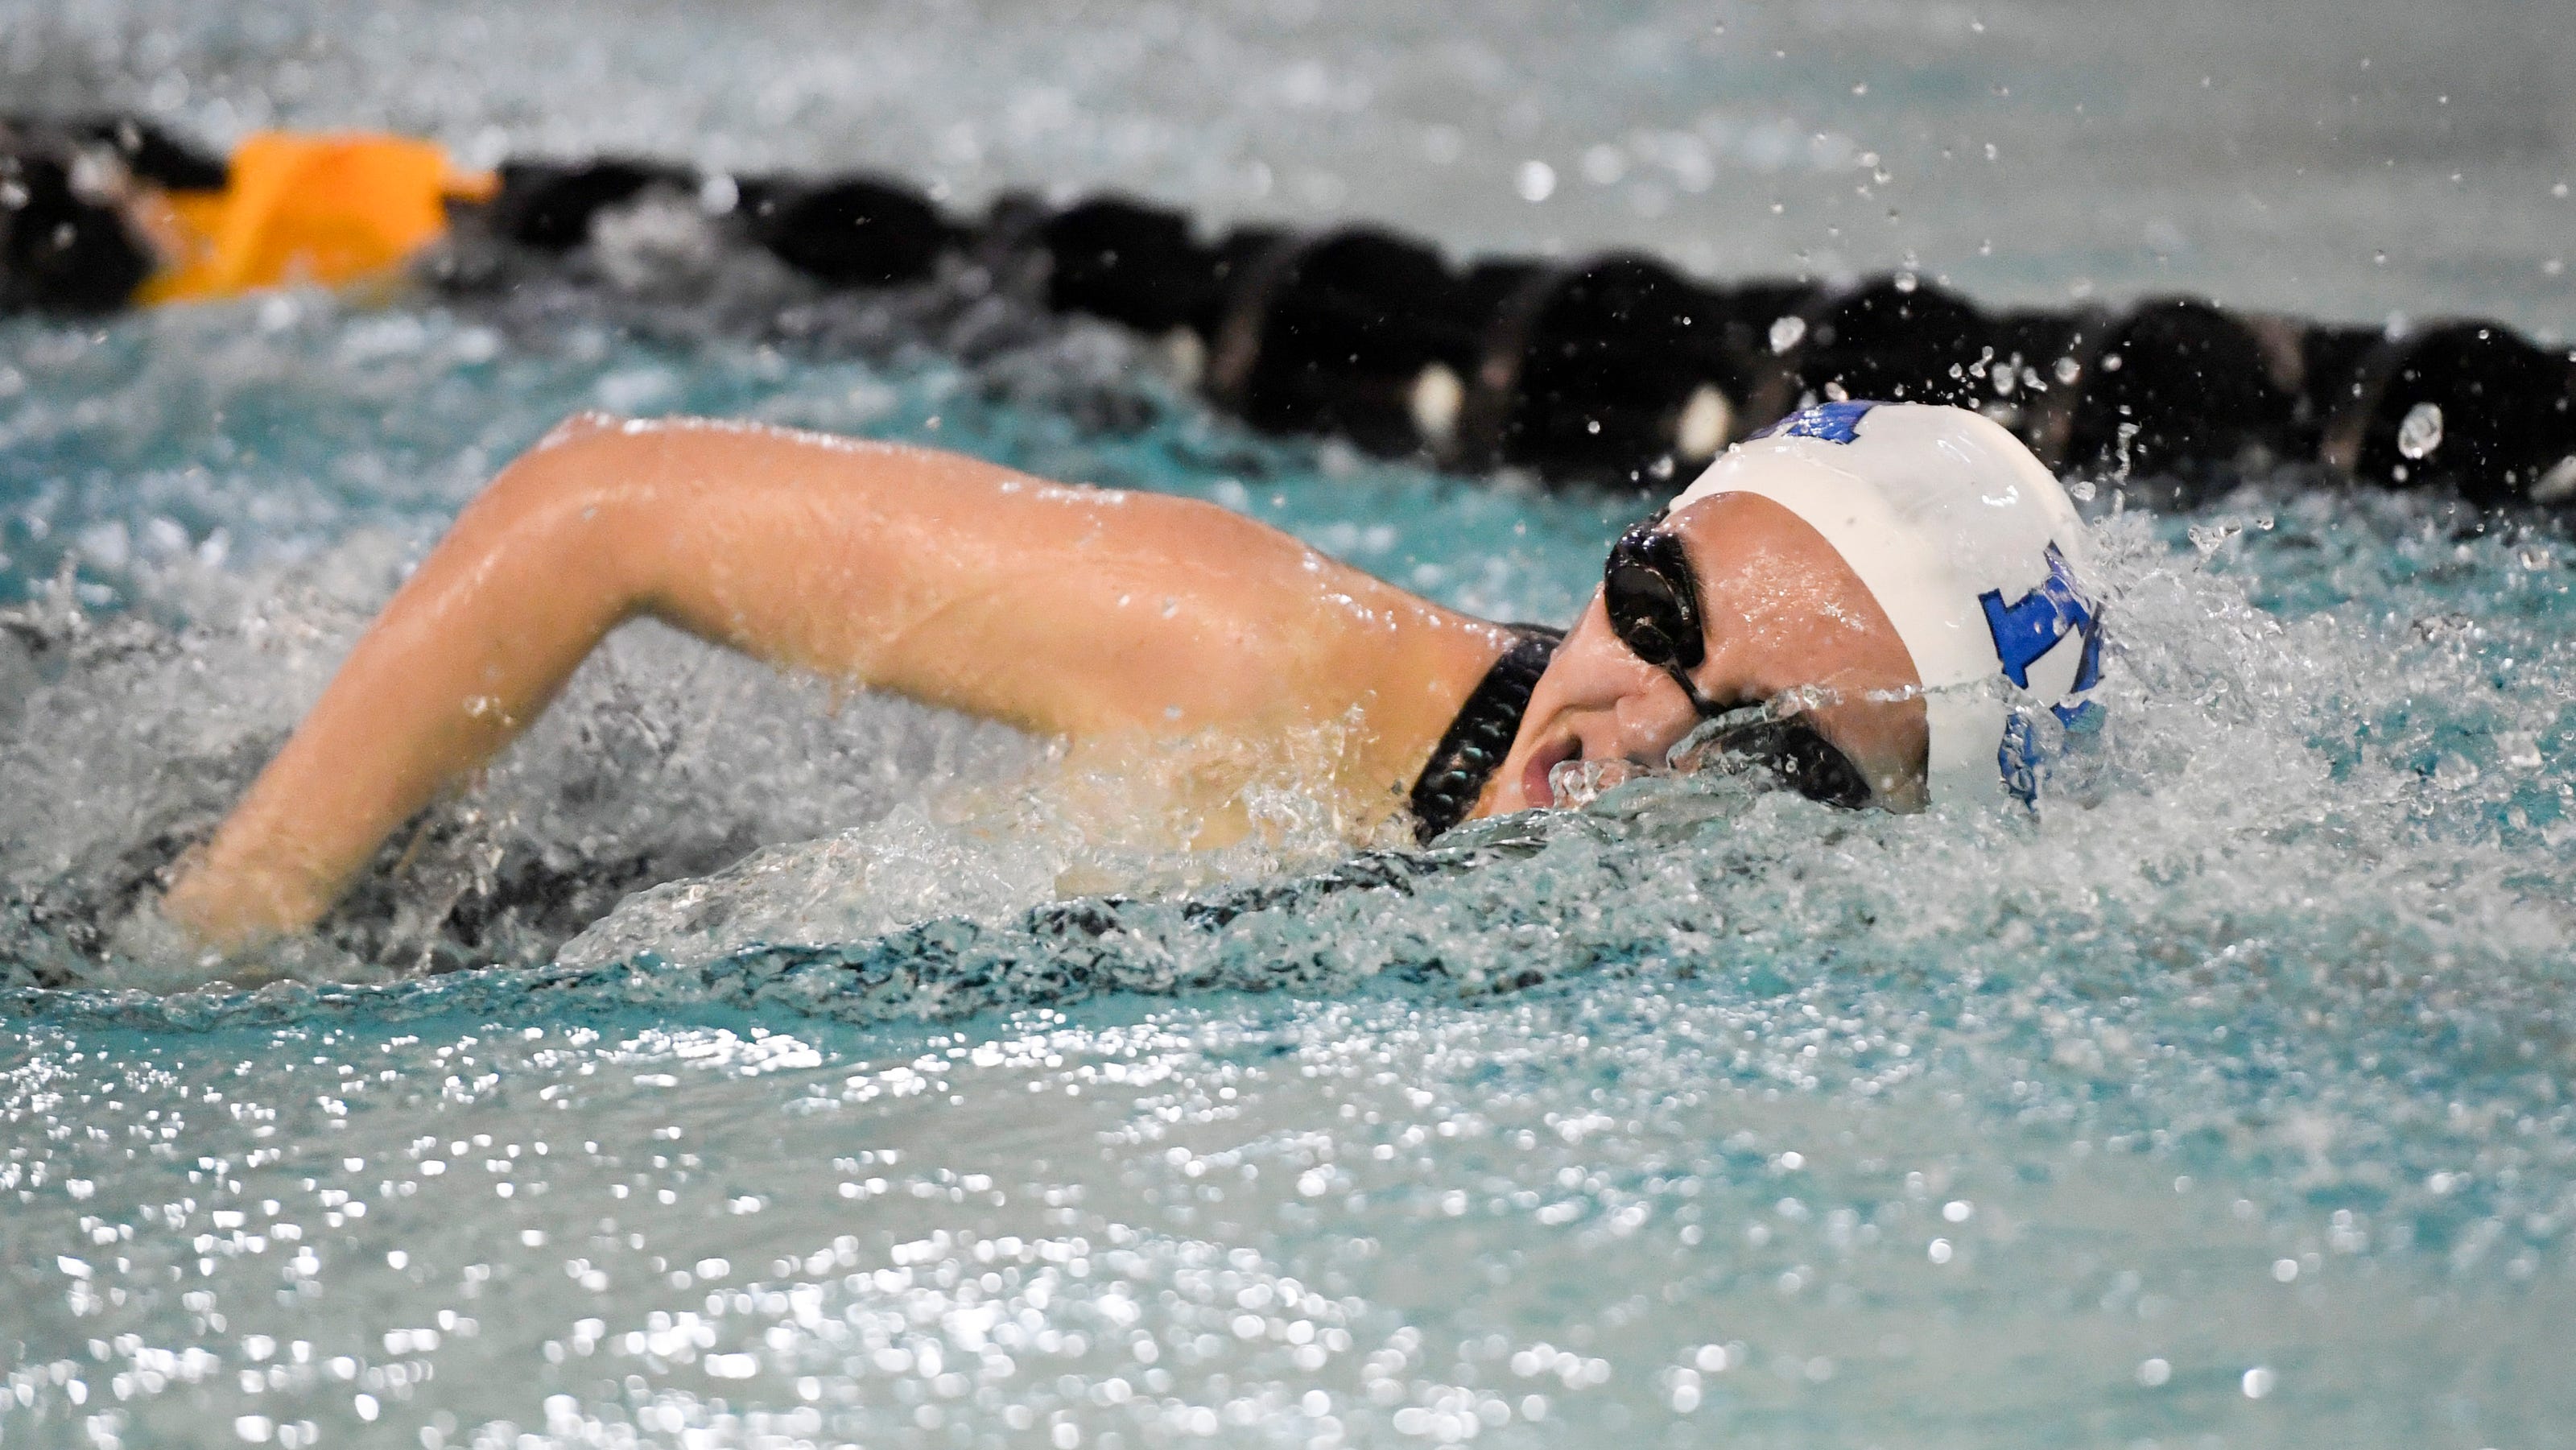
[1480,492,1931,817]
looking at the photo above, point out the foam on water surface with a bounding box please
[7,1,2576,1444]
[6,275,2574,1449]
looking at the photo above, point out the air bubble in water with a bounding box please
[2396,401,2444,460]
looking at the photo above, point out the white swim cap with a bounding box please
[1670,400,2103,803]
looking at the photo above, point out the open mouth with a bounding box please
[1521,735,1581,809]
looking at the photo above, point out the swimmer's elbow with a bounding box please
[445,421,668,620]
[483,412,649,512]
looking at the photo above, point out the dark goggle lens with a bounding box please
[1753,721,1872,808]
[1604,528,1703,671]
[1684,714,1872,808]
[1604,564,1690,666]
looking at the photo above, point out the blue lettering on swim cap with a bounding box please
[1979,543,2099,689]
[1751,399,1877,444]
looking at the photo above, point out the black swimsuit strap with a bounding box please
[1407,624,1564,844]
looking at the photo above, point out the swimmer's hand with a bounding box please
[110,887,325,991]
[159,838,334,956]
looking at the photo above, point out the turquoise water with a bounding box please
[8,1,2576,1446]
[6,283,2574,1450]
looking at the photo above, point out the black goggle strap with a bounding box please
[1661,660,1728,720]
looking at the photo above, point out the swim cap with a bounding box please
[1669,400,2102,803]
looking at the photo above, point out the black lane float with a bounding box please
[6,118,2573,507]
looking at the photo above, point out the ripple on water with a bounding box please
[3,286,2575,1446]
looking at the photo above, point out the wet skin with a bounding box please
[1483,490,1931,818]
[161,417,1930,958]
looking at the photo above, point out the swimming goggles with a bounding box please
[1600,512,1872,807]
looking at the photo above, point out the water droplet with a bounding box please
[1769,316,1807,353]
[2530,454,2576,502]
[1409,363,1463,444]
[1515,160,1557,203]
[2396,401,2444,460]
[2241,1365,2277,1399]
[1674,385,1733,460]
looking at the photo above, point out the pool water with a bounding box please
[6,2,2576,1447]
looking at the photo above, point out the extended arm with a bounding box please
[160,414,1504,948]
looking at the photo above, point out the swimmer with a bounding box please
[157,399,2103,954]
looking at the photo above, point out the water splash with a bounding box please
[9,440,2575,1450]
[9,0,2576,1440]
[3,177,2576,1450]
